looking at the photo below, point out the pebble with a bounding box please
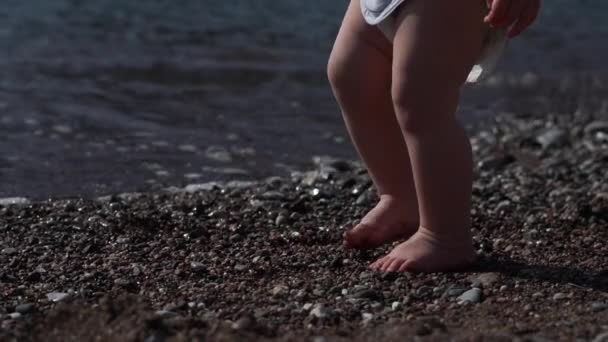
[584,121,608,134]
[155,310,177,318]
[259,191,286,201]
[415,286,433,298]
[114,278,134,288]
[302,303,313,311]
[591,302,608,312]
[275,214,287,226]
[354,289,382,301]
[8,312,21,320]
[1,247,17,255]
[552,292,568,300]
[46,292,70,302]
[184,182,222,192]
[592,332,608,342]
[190,262,207,273]
[232,315,255,330]
[359,271,372,279]
[15,303,34,314]
[391,301,401,311]
[361,312,373,324]
[445,286,467,297]
[234,264,247,272]
[536,128,568,148]
[270,285,288,296]
[144,334,165,342]
[457,288,483,304]
[471,272,500,288]
[310,304,331,319]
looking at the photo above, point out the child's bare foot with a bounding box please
[343,195,418,250]
[369,227,475,273]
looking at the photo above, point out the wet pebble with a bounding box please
[232,315,255,330]
[584,121,608,134]
[310,304,331,319]
[1,247,17,255]
[46,292,70,302]
[470,272,500,288]
[552,293,568,301]
[457,288,482,304]
[8,312,21,320]
[591,302,608,312]
[15,303,34,314]
[536,128,568,148]
[190,262,207,273]
[391,301,401,311]
[155,310,177,318]
[592,332,608,342]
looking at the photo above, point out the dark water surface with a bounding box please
[1,0,607,199]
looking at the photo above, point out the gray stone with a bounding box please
[225,180,257,189]
[361,312,373,324]
[8,312,21,319]
[415,286,433,297]
[15,303,34,314]
[234,264,247,272]
[232,315,255,330]
[259,191,286,201]
[271,285,289,296]
[114,278,135,287]
[552,292,568,300]
[155,310,177,317]
[457,288,483,304]
[358,271,373,279]
[190,262,207,273]
[391,301,401,311]
[592,332,608,342]
[302,303,313,311]
[445,286,467,297]
[584,121,608,135]
[275,214,287,226]
[536,128,568,148]
[471,272,500,288]
[1,248,17,255]
[184,182,222,193]
[591,302,608,312]
[310,304,331,319]
[354,289,383,301]
[144,334,165,342]
[46,292,70,302]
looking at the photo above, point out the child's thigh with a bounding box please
[391,0,488,92]
[330,0,392,63]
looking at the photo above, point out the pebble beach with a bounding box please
[2,109,608,341]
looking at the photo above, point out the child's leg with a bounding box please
[328,0,419,249]
[370,0,487,272]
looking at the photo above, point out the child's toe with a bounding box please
[386,258,406,272]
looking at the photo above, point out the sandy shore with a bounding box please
[1,111,608,341]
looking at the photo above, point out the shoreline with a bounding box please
[2,111,608,341]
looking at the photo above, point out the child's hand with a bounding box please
[484,0,541,38]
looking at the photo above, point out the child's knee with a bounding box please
[391,78,460,134]
[326,53,346,91]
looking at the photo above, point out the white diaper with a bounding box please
[360,0,507,83]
